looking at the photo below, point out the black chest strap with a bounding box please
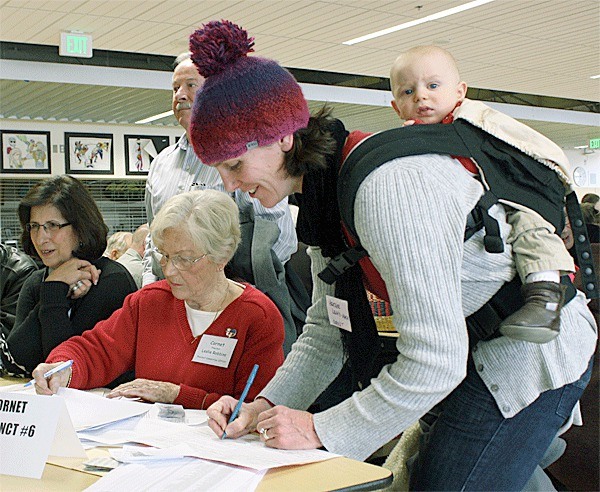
[565,191,598,299]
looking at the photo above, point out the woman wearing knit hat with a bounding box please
[198,21,597,490]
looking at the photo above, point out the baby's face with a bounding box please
[391,52,466,124]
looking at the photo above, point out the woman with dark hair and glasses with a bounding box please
[1,175,137,376]
[30,190,284,409]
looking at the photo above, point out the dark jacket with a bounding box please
[0,244,38,338]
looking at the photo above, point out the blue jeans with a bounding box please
[409,354,594,491]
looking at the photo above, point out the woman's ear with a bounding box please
[279,134,294,152]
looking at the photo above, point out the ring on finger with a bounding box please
[71,280,84,292]
[259,427,270,440]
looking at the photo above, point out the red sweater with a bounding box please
[47,281,285,409]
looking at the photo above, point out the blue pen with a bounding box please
[24,360,73,388]
[221,363,259,440]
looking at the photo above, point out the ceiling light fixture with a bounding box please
[591,75,600,79]
[135,110,174,124]
[343,0,495,45]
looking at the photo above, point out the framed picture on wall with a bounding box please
[65,132,114,174]
[0,130,51,174]
[124,135,170,175]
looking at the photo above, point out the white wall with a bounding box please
[564,149,600,198]
[1,119,182,179]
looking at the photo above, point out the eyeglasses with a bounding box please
[26,221,72,234]
[152,247,206,271]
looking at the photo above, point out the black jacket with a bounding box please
[0,244,38,338]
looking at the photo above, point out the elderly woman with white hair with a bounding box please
[30,190,285,409]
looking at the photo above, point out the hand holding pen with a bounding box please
[220,364,259,440]
[28,360,73,395]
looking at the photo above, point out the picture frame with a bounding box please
[65,132,114,174]
[0,130,51,174]
[124,135,170,175]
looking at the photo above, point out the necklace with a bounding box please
[191,280,230,343]
[211,281,230,322]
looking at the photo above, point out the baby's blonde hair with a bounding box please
[390,45,461,99]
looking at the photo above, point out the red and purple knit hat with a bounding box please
[188,20,310,164]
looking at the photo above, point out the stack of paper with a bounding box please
[3,384,339,491]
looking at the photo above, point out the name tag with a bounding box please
[193,334,237,368]
[326,295,352,332]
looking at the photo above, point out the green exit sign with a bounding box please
[590,138,600,149]
[60,32,93,58]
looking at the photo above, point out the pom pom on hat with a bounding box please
[189,20,255,78]
[188,20,309,165]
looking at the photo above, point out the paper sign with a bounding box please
[326,295,352,332]
[0,392,86,479]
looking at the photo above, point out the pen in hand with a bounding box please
[24,360,73,388]
[221,364,259,440]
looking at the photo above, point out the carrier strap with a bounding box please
[566,191,598,298]
[318,245,367,285]
[476,190,504,254]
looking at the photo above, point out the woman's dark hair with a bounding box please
[282,106,338,177]
[581,193,599,206]
[18,175,108,261]
[581,202,600,226]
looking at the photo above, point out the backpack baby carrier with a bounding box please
[319,121,597,388]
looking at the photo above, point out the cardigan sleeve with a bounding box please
[5,273,70,373]
[2,272,43,374]
[47,290,140,389]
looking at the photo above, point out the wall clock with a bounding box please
[573,167,587,187]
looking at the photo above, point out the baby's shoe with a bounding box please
[499,281,565,343]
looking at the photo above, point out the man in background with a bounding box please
[104,231,132,260]
[117,223,149,289]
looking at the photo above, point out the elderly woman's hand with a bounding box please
[31,362,72,395]
[106,378,180,403]
[207,397,272,439]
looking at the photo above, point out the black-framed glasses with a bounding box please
[151,247,206,271]
[25,221,72,234]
